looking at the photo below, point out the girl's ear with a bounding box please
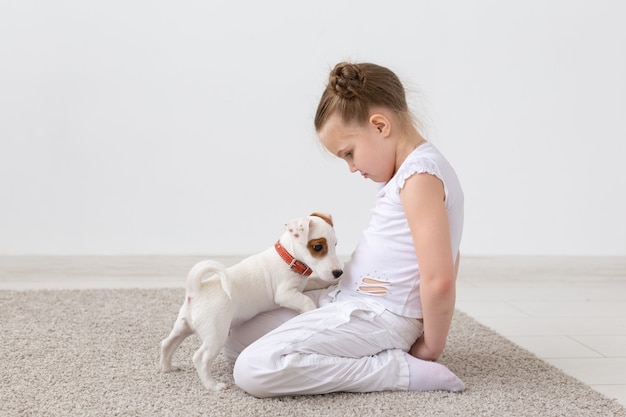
[369,113,391,137]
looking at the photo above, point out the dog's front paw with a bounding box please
[298,299,317,314]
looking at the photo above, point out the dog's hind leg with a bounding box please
[192,318,230,391]
[192,341,227,391]
[160,303,195,372]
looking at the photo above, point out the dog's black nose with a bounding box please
[332,270,343,279]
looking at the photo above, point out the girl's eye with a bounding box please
[344,151,353,159]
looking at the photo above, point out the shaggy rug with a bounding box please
[1,288,624,417]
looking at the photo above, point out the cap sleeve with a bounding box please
[396,157,443,191]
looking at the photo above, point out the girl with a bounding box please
[225,62,465,397]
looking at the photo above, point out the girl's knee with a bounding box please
[233,348,276,398]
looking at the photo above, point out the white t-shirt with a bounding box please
[336,142,464,318]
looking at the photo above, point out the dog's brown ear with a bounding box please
[285,217,311,246]
[310,212,333,227]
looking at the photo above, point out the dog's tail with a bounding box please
[186,260,231,299]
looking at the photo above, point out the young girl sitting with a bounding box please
[225,61,465,397]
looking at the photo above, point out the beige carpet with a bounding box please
[1,289,625,417]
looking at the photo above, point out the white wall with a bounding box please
[1,0,624,256]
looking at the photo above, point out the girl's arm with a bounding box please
[400,172,457,362]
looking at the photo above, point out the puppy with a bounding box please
[159,212,343,391]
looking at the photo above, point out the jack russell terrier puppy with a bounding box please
[159,212,343,391]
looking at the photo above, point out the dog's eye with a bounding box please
[312,244,324,252]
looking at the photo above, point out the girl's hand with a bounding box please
[409,335,440,362]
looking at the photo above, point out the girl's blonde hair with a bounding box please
[314,62,413,131]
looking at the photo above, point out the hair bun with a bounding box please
[329,62,366,99]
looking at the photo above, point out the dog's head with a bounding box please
[283,212,343,281]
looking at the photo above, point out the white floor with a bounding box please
[1,255,625,406]
[456,256,626,406]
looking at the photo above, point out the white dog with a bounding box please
[159,212,343,391]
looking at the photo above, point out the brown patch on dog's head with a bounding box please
[307,237,328,259]
[310,212,333,227]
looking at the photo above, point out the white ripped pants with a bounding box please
[224,287,423,398]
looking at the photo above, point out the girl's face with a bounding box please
[318,113,396,183]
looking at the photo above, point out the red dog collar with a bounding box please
[274,241,313,277]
